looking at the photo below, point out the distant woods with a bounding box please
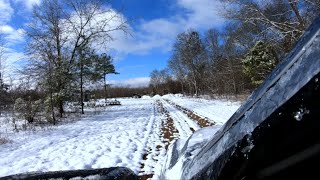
[150,0,320,96]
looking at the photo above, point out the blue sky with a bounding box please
[0,0,224,87]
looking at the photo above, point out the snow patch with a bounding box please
[141,95,151,99]
[152,95,162,99]
[294,108,310,121]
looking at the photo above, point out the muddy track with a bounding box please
[157,100,179,150]
[139,151,153,180]
[139,99,215,179]
[139,100,179,180]
[164,99,215,128]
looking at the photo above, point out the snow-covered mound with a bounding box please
[162,94,174,98]
[162,126,222,179]
[141,95,151,99]
[162,94,183,99]
[152,95,161,99]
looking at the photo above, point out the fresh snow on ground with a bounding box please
[0,98,164,177]
[0,95,241,179]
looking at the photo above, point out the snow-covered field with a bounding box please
[0,95,241,179]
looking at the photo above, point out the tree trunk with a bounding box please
[181,81,184,94]
[191,72,198,96]
[104,74,107,100]
[80,58,84,114]
[59,100,63,118]
[50,94,56,125]
[48,62,56,124]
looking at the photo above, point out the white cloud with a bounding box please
[0,0,14,24]
[0,0,26,85]
[0,25,25,46]
[177,0,224,28]
[13,0,40,10]
[108,77,150,88]
[0,47,26,84]
[0,24,14,33]
[108,0,224,56]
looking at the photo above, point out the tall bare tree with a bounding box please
[64,0,128,70]
[25,0,128,121]
[168,53,189,94]
[170,30,206,96]
[25,0,67,122]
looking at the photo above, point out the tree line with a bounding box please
[0,0,319,126]
[150,0,320,97]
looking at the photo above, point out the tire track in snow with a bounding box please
[139,101,162,179]
[161,99,200,139]
[157,100,179,150]
[139,102,156,175]
[164,99,215,128]
[139,100,183,180]
[137,98,223,179]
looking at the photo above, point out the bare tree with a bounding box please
[25,0,67,123]
[149,69,172,95]
[65,0,128,65]
[25,0,128,121]
[65,0,127,114]
[202,28,222,94]
[168,53,188,94]
[150,70,166,89]
[220,0,320,53]
[170,30,206,96]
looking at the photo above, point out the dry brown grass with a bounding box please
[0,137,10,145]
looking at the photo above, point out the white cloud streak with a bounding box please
[108,77,150,88]
[0,0,14,24]
[0,25,25,46]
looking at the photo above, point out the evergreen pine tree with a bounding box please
[90,53,118,100]
[243,41,278,87]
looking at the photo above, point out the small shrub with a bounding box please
[14,97,42,123]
